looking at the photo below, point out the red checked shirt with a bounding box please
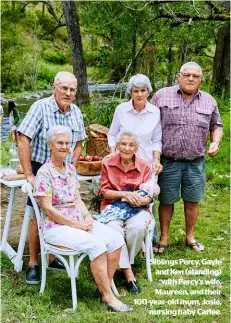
[100,154,151,211]
[151,85,223,160]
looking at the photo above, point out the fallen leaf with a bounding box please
[221,230,230,235]
[63,308,74,313]
[213,237,225,241]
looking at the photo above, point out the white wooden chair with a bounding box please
[22,183,87,312]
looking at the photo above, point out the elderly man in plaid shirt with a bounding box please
[151,62,223,254]
[18,71,86,284]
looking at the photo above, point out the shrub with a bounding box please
[42,50,68,65]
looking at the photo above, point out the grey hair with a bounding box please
[116,130,141,146]
[54,71,77,84]
[180,62,203,76]
[127,74,153,95]
[46,125,72,143]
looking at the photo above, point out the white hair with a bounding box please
[180,62,203,76]
[46,125,72,143]
[54,71,77,84]
[127,74,153,95]
[116,130,140,146]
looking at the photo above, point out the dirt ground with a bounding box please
[0,181,98,252]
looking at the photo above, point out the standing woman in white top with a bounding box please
[107,74,162,174]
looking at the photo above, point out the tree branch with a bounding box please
[118,1,150,11]
[94,33,112,42]
[39,23,66,39]
[159,12,230,26]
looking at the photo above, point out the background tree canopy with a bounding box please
[1,0,230,101]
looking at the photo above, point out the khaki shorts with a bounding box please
[158,157,206,204]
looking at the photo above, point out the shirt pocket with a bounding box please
[44,118,57,131]
[196,105,212,129]
[67,121,80,148]
[161,105,186,126]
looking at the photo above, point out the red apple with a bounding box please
[84,155,92,161]
[79,155,85,161]
[92,155,99,161]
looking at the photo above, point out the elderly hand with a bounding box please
[151,158,163,175]
[26,174,36,186]
[85,213,94,221]
[208,142,219,157]
[102,152,115,162]
[74,218,94,231]
[122,191,145,207]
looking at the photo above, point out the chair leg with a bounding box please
[111,279,120,297]
[145,233,153,282]
[40,252,47,294]
[69,255,77,311]
[152,206,159,243]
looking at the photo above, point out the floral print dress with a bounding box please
[34,159,84,231]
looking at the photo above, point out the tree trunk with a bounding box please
[167,44,173,86]
[212,24,230,98]
[131,21,137,75]
[62,1,90,106]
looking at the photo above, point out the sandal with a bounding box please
[187,241,206,252]
[153,243,168,255]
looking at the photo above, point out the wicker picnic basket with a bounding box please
[86,124,109,158]
[76,160,102,176]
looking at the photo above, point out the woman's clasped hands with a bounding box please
[122,191,148,207]
[72,216,94,231]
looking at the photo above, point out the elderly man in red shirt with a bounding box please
[100,131,153,294]
[151,61,223,254]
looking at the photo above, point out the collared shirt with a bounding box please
[151,85,223,160]
[18,95,86,164]
[34,158,84,231]
[108,99,162,164]
[100,154,150,211]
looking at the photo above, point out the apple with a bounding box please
[79,155,85,161]
[84,155,92,161]
[92,155,99,161]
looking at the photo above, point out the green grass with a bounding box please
[1,101,230,323]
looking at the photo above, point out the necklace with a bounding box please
[51,160,65,174]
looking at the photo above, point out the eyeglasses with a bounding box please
[55,83,77,94]
[55,141,71,147]
[181,73,201,80]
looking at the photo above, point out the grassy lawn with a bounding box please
[1,103,230,323]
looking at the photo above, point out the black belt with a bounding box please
[161,155,200,162]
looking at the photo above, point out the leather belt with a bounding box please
[161,155,198,162]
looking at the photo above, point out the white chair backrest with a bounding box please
[21,183,46,250]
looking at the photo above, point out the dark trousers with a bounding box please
[27,161,43,206]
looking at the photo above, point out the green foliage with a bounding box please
[0,141,11,166]
[205,97,230,187]
[38,62,72,86]
[81,99,124,128]
[1,1,71,92]
[42,50,68,65]
[1,1,229,93]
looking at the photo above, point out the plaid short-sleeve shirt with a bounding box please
[18,95,86,164]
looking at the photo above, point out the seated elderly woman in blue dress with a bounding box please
[33,125,132,312]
